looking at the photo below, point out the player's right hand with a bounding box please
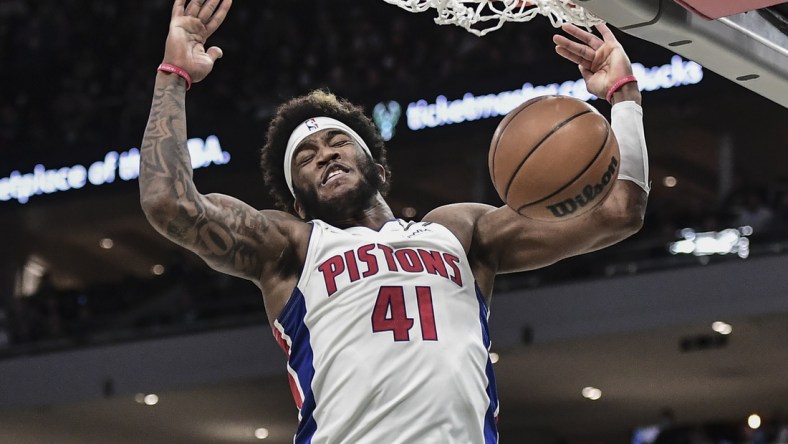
[162,0,232,84]
[553,23,635,101]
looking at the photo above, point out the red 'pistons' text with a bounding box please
[318,244,463,296]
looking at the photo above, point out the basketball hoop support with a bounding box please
[383,0,604,36]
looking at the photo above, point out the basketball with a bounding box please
[488,95,620,221]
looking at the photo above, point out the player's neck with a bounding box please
[328,195,395,230]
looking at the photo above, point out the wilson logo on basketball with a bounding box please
[546,156,619,218]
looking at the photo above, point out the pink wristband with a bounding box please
[157,63,192,91]
[605,75,638,103]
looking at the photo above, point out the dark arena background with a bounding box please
[1,1,787,443]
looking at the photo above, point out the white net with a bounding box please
[383,0,603,36]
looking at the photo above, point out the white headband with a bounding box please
[284,116,372,197]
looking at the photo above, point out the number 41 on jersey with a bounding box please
[371,286,438,342]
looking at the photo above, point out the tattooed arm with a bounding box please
[139,74,293,282]
[140,0,308,293]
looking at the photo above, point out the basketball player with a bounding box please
[140,0,649,442]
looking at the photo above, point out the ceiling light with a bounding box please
[99,238,114,249]
[663,176,677,187]
[711,321,732,335]
[489,352,499,364]
[748,414,761,429]
[151,264,165,275]
[581,387,602,400]
[143,394,159,406]
[254,428,269,439]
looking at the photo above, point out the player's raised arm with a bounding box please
[139,0,304,284]
[551,23,649,218]
[468,24,649,284]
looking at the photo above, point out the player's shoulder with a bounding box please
[422,203,497,253]
[423,202,496,225]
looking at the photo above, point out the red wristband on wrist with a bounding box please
[157,63,192,91]
[605,75,638,103]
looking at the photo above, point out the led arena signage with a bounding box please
[403,56,704,131]
[0,135,230,204]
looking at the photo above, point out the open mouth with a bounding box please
[321,163,350,186]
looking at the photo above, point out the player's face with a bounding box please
[291,129,383,221]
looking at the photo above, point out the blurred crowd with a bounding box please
[0,0,549,168]
[0,252,262,351]
[650,182,788,240]
[643,408,788,444]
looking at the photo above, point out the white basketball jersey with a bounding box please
[272,219,499,444]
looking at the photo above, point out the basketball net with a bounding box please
[383,0,603,36]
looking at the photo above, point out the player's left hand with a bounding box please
[553,23,634,101]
